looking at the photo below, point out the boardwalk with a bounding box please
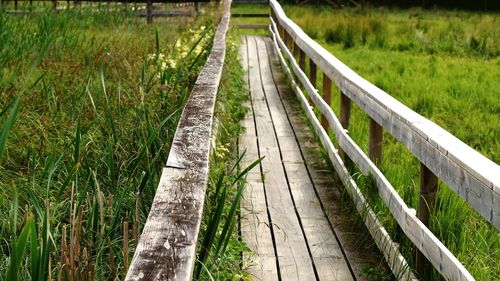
[239,35,383,281]
[125,1,499,280]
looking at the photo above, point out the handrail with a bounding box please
[269,0,499,280]
[269,1,499,229]
[268,22,417,281]
[124,1,231,280]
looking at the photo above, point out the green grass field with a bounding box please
[282,5,499,280]
[0,8,220,279]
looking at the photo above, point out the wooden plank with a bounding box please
[270,0,500,230]
[257,36,356,281]
[270,20,476,281]
[258,36,354,280]
[246,36,316,280]
[268,27,417,281]
[239,37,279,281]
[124,2,231,280]
[274,69,392,281]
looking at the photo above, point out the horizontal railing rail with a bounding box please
[269,0,499,280]
[124,1,231,280]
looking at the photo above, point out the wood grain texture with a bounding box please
[270,19,475,280]
[258,37,354,281]
[269,25,417,281]
[239,37,279,281]
[124,2,231,280]
[269,0,500,230]
[321,73,331,131]
[246,36,316,280]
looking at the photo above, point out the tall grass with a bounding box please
[0,7,216,280]
[285,5,499,57]
[285,5,499,280]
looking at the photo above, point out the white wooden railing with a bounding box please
[124,1,231,280]
[269,0,499,280]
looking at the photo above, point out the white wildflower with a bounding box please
[167,59,177,69]
[160,61,168,71]
[147,53,156,61]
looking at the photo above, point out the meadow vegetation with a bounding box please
[0,7,217,280]
[283,5,499,280]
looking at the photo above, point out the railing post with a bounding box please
[299,49,305,71]
[293,42,300,60]
[321,73,331,131]
[53,0,57,11]
[284,31,290,49]
[339,92,351,160]
[416,163,438,280]
[368,118,383,165]
[309,58,317,89]
[304,58,318,104]
[146,0,153,24]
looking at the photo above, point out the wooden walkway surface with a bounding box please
[238,35,386,281]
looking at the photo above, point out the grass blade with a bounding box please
[0,96,20,165]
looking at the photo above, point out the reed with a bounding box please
[0,6,217,280]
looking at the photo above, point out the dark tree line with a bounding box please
[285,0,500,11]
[365,0,499,11]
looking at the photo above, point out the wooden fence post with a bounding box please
[339,92,351,160]
[368,118,383,165]
[53,0,57,11]
[293,42,299,60]
[299,49,305,71]
[279,25,284,40]
[309,58,317,89]
[14,0,17,10]
[195,2,201,17]
[309,58,317,85]
[321,73,331,131]
[146,0,153,24]
[416,163,438,280]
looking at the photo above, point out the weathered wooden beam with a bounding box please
[125,1,231,280]
[416,163,438,280]
[368,118,383,166]
[321,73,330,131]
